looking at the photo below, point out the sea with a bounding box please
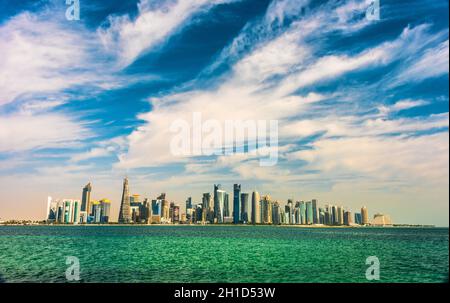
[0,226,448,283]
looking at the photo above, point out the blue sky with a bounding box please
[0,0,448,225]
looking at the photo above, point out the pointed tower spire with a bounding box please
[118,177,132,223]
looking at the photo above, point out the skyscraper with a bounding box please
[261,195,272,224]
[361,206,369,225]
[185,197,193,222]
[306,201,313,225]
[240,193,249,223]
[81,182,92,215]
[202,193,212,223]
[161,195,170,223]
[332,205,338,225]
[344,211,352,226]
[215,188,226,223]
[272,201,281,225]
[300,201,306,225]
[324,205,331,225]
[172,205,180,223]
[354,213,362,225]
[319,208,325,224]
[92,200,102,223]
[118,177,132,224]
[152,199,161,216]
[224,193,230,218]
[46,196,58,222]
[312,199,319,224]
[337,206,344,225]
[100,199,111,223]
[287,199,293,225]
[186,197,192,210]
[60,199,81,224]
[251,191,261,224]
[233,184,241,224]
[213,184,221,222]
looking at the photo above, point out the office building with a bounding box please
[354,213,362,225]
[287,199,294,225]
[186,197,192,211]
[233,184,241,224]
[319,208,325,225]
[337,206,344,225]
[332,205,338,225]
[172,204,180,223]
[161,195,170,223]
[118,177,132,224]
[202,193,212,223]
[300,201,306,225]
[344,211,352,226]
[240,193,250,223]
[306,201,313,225]
[81,182,92,216]
[312,199,319,224]
[261,195,272,224]
[46,196,58,222]
[99,199,111,223]
[272,201,281,225]
[213,185,227,223]
[361,206,369,225]
[224,192,230,218]
[251,191,261,224]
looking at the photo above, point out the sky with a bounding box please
[0,0,448,226]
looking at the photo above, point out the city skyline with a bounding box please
[0,0,448,226]
[39,177,395,226]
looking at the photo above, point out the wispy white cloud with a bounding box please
[0,12,103,105]
[393,39,449,85]
[98,0,242,67]
[291,132,449,186]
[0,111,89,152]
[377,99,429,116]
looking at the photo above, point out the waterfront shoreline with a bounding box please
[0,223,440,228]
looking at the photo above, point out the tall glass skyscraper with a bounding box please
[332,205,338,225]
[202,192,212,223]
[287,199,293,225]
[240,193,249,223]
[81,182,92,215]
[306,201,313,225]
[118,177,132,224]
[213,184,221,222]
[186,197,192,211]
[272,201,280,225]
[361,206,369,225]
[251,191,261,224]
[100,199,111,223]
[312,199,319,224]
[261,195,272,224]
[233,184,241,224]
[224,193,230,218]
[354,213,362,225]
[152,199,161,216]
[337,206,344,225]
[215,188,226,224]
[300,201,306,225]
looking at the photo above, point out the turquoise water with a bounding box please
[0,226,448,283]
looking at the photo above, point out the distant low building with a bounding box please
[372,214,393,226]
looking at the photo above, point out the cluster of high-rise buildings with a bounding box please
[46,182,111,224]
[117,178,383,226]
[47,177,391,226]
[117,178,179,224]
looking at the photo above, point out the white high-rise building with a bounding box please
[251,191,261,224]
